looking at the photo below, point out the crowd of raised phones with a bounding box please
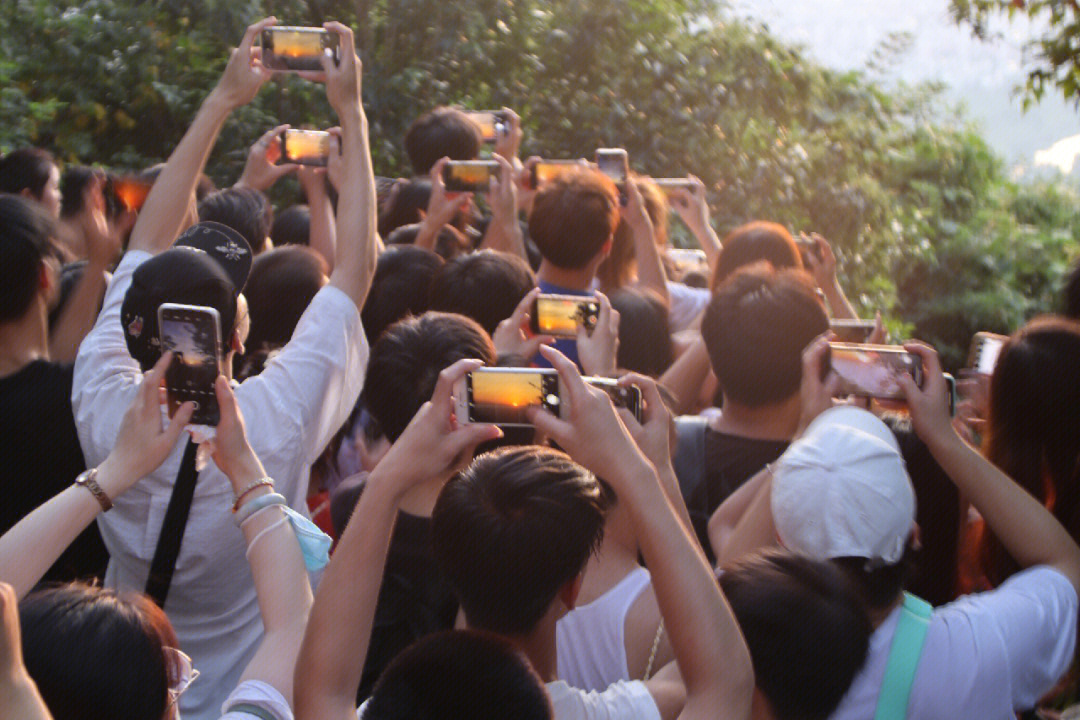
[1,17,1079,720]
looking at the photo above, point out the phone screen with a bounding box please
[443,161,499,192]
[531,295,599,338]
[159,305,222,425]
[531,161,582,189]
[282,129,331,166]
[827,343,922,399]
[467,111,506,144]
[467,369,560,426]
[595,149,628,185]
[261,27,339,71]
[110,177,152,212]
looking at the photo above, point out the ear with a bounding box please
[600,233,614,257]
[19,188,37,202]
[557,573,584,612]
[38,260,56,294]
[229,328,244,356]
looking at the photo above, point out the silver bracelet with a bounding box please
[231,477,275,511]
[233,493,286,526]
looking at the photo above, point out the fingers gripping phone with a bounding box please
[795,234,824,264]
[260,26,340,72]
[454,368,642,427]
[281,129,332,166]
[158,304,222,426]
[530,295,600,338]
[467,110,510,144]
[443,160,501,193]
[825,343,923,400]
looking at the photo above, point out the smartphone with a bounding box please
[108,176,152,213]
[795,234,824,264]
[595,148,629,186]
[443,160,500,192]
[260,26,339,72]
[966,331,1008,376]
[281,129,331,167]
[467,110,510,144]
[829,319,876,344]
[586,377,643,422]
[666,248,707,267]
[825,343,923,399]
[529,160,584,189]
[652,178,696,193]
[530,294,600,338]
[944,373,957,417]
[157,304,222,426]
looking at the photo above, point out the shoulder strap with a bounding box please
[144,439,200,608]
[223,703,284,720]
[873,592,933,720]
[672,416,708,499]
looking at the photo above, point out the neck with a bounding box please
[537,261,595,293]
[711,394,801,442]
[500,616,559,682]
[869,594,905,629]
[0,301,49,377]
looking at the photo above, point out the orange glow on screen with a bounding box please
[536,297,582,336]
[471,371,544,409]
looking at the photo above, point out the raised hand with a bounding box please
[492,287,554,359]
[80,175,119,268]
[213,17,279,109]
[321,22,362,118]
[896,341,955,446]
[577,291,620,377]
[492,108,523,164]
[616,373,673,473]
[209,376,266,491]
[796,333,840,436]
[668,175,710,232]
[235,125,299,192]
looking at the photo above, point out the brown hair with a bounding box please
[597,176,668,292]
[710,221,803,293]
[528,169,619,270]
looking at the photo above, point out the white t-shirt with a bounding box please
[830,566,1078,720]
[218,680,292,720]
[666,281,710,332]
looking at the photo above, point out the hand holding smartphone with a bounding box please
[280,129,332,166]
[530,294,600,338]
[466,110,510,144]
[260,26,340,72]
[825,343,923,400]
[595,148,629,202]
[443,160,501,193]
[158,304,222,426]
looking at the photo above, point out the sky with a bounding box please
[724,0,1080,174]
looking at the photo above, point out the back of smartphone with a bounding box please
[158,303,222,425]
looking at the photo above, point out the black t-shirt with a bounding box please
[0,361,108,584]
[689,429,790,563]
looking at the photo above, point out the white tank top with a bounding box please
[555,566,652,691]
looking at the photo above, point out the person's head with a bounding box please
[269,204,310,247]
[609,287,673,377]
[360,245,445,346]
[0,194,62,324]
[0,148,61,218]
[528,169,619,273]
[386,222,471,261]
[20,584,183,720]
[120,222,253,371]
[720,550,872,720]
[59,165,106,220]
[361,311,495,443]
[431,446,611,636]
[428,250,537,336]
[770,406,918,611]
[711,221,802,292]
[981,315,1080,585]
[404,107,483,175]
[197,187,273,255]
[363,630,552,720]
[596,177,668,291]
[378,178,433,237]
[237,245,329,379]
[703,266,828,408]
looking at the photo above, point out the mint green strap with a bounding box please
[224,702,283,720]
[873,592,933,720]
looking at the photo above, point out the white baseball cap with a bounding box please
[771,406,916,565]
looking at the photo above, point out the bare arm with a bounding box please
[480,153,528,261]
[660,334,712,415]
[299,160,337,272]
[803,233,857,320]
[626,180,670,307]
[0,584,52,720]
[668,176,722,272]
[708,467,771,564]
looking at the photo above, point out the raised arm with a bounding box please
[294,360,500,720]
[668,176,722,273]
[480,153,528,261]
[0,584,51,720]
[534,346,754,720]
[626,179,670,307]
[0,355,192,598]
[801,233,857,320]
[322,23,378,309]
[298,151,338,272]
[129,18,278,255]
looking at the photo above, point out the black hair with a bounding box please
[711,221,803,292]
[404,107,482,176]
[361,311,495,442]
[20,584,177,720]
[0,147,56,199]
[609,287,673,377]
[431,446,611,636]
[703,266,828,407]
[59,165,104,220]
[720,550,872,720]
[528,170,619,271]
[364,630,552,720]
[0,194,60,322]
[197,187,273,255]
[832,538,919,610]
[270,204,310,247]
[428,250,537,336]
[378,179,432,238]
[360,245,445,346]
[385,222,471,261]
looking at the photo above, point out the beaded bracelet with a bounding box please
[231,477,275,512]
[233,492,286,526]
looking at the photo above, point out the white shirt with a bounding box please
[830,566,1078,720]
[72,250,367,720]
[547,679,661,720]
[666,281,709,332]
[219,680,293,720]
[557,567,652,691]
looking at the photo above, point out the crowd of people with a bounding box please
[1,16,1078,720]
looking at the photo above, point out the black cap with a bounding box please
[174,221,253,293]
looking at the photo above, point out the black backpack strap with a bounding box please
[145,439,200,608]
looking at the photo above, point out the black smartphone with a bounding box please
[829,319,876,344]
[443,160,500,192]
[260,26,340,72]
[467,110,510,144]
[529,294,600,338]
[157,303,222,425]
[456,368,561,427]
[825,343,923,400]
[587,377,643,422]
[529,160,584,190]
[281,129,331,167]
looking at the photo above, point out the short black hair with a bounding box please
[703,266,828,407]
[197,187,273,254]
[404,107,482,176]
[711,221,802,292]
[528,170,619,270]
[0,194,59,322]
[385,222,471,261]
[609,286,673,377]
[270,204,310,247]
[59,165,104,220]
[0,147,56,198]
[361,311,495,442]
[428,250,537,336]
[832,538,919,610]
[378,179,432,238]
[360,245,445,346]
[364,630,552,720]
[720,550,872,720]
[432,446,611,636]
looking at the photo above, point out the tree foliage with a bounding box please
[1,0,1077,369]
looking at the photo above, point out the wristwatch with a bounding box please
[75,468,113,512]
